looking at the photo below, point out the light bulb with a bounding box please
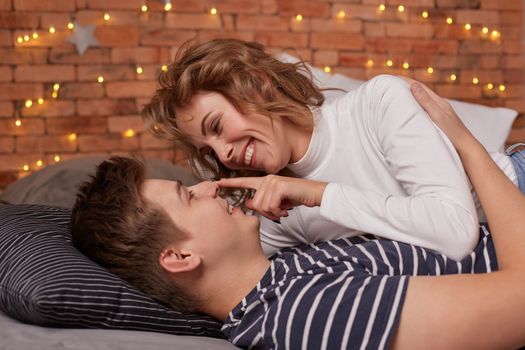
[464,23,471,30]
[54,155,61,162]
[450,73,457,81]
[210,7,218,15]
[337,10,346,19]
[295,14,303,21]
[421,11,429,19]
[472,77,479,85]
[323,66,331,73]
[136,66,144,74]
[97,75,104,83]
[402,62,409,69]
[427,67,434,74]
[379,4,386,12]
[103,13,110,21]
[446,17,453,25]
[141,5,148,12]
[397,5,405,12]
[49,26,56,34]
[123,129,136,138]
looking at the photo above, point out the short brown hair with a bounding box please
[71,156,195,312]
[142,38,324,190]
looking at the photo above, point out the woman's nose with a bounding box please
[188,181,220,198]
[218,143,234,163]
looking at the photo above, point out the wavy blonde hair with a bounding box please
[142,39,325,198]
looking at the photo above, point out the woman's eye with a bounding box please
[211,117,222,134]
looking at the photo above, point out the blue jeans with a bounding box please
[506,143,525,193]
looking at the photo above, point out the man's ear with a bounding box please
[159,247,201,274]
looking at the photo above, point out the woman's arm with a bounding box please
[392,81,525,349]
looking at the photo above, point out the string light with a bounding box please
[16,36,23,43]
[402,62,410,69]
[482,27,489,34]
[103,13,110,21]
[161,65,168,72]
[136,66,144,74]
[32,32,38,39]
[472,77,479,85]
[378,4,386,12]
[164,2,172,11]
[54,155,61,162]
[421,10,429,19]
[446,17,453,25]
[450,73,457,81]
[323,66,331,73]
[36,160,43,167]
[37,98,44,104]
[23,35,30,42]
[141,5,148,12]
[210,7,218,15]
[15,119,22,127]
[427,67,434,74]
[490,30,501,40]
[295,14,303,21]
[52,91,58,99]
[123,129,135,138]
[67,22,74,29]
[499,84,506,92]
[386,59,394,67]
[67,133,77,141]
[97,75,104,83]
[53,83,60,91]
[366,59,374,68]
[464,23,471,30]
[337,10,346,19]
[23,164,29,172]
[397,5,405,12]
[49,26,56,34]
[25,99,33,108]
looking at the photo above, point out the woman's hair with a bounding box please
[70,156,196,312]
[142,38,325,200]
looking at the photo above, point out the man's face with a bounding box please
[141,179,260,265]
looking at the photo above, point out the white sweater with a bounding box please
[259,75,516,260]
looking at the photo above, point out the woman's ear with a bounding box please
[159,247,201,274]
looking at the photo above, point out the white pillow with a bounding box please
[276,52,518,153]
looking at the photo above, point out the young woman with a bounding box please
[143,38,524,261]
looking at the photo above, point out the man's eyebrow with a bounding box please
[174,180,189,204]
[200,111,213,136]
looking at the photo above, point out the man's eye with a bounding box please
[188,190,195,200]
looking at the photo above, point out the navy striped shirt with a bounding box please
[222,226,497,349]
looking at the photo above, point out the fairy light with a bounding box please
[402,62,410,69]
[295,14,303,21]
[67,133,77,141]
[210,7,218,15]
[97,75,104,83]
[164,2,172,11]
[464,23,471,30]
[446,17,453,25]
[397,5,405,12]
[52,91,58,98]
[472,77,479,85]
[15,119,22,127]
[427,67,434,74]
[32,32,38,39]
[421,10,429,19]
[36,160,43,167]
[123,129,135,138]
[136,66,144,74]
[23,35,30,42]
[54,155,61,162]
[499,84,506,92]
[386,59,394,67]
[23,164,29,172]
[450,73,457,81]
[25,99,33,108]
[16,36,23,43]
[103,13,110,21]
[323,66,331,73]
[161,64,168,72]
[378,4,386,12]
[49,26,56,34]
[53,83,60,91]
[67,22,74,29]
[366,59,374,68]
[482,27,489,34]
[141,5,148,12]
[37,98,44,104]
[490,30,500,40]
[337,10,346,19]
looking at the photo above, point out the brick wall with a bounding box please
[0,0,523,188]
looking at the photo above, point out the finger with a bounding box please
[216,177,261,190]
[411,81,450,111]
[411,83,445,118]
[245,200,281,220]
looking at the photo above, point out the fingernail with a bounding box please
[272,219,281,224]
[413,83,422,92]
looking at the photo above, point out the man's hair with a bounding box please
[142,38,325,198]
[71,156,195,312]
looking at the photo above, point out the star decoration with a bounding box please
[67,21,99,55]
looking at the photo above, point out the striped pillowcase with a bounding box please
[0,204,224,337]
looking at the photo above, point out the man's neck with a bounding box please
[198,253,271,321]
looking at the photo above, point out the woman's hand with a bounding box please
[217,175,328,221]
[400,77,477,153]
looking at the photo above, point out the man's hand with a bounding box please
[217,175,328,221]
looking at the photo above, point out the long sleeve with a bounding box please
[319,75,479,260]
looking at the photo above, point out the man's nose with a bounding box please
[189,181,220,198]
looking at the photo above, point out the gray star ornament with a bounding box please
[67,21,99,55]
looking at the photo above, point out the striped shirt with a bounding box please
[222,226,496,349]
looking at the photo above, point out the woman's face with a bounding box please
[175,91,302,174]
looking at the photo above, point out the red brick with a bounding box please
[311,33,365,50]
[78,65,135,82]
[502,41,523,55]
[278,0,330,17]
[436,0,458,7]
[253,32,308,48]
[60,83,104,99]
[386,0,434,5]
[14,65,75,82]
[0,118,45,136]
[311,18,362,33]
[0,83,43,100]
[459,40,502,54]
[141,29,196,46]
[506,100,525,114]
[171,0,206,12]
[106,81,157,98]
[94,26,139,47]
[0,101,13,117]
[456,10,500,24]
[501,26,523,40]
[459,70,503,84]
[365,38,413,53]
[0,0,11,10]
[215,0,260,14]
[166,14,222,29]
[364,22,385,37]
[504,55,525,69]
[77,98,137,116]
[108,115,145,133]
[313,50,339,66]
[333,4,400,21]
[40,13,70,29]
[262,0,278,14]
[502,85,525,99]
[139,133,171,150]
[481,0,523,10]
[78,134,139,152]
[435,84,482,99]
[0,30,11,46]
[111,47,160,64]
[16,135,78,152]
[135,64,161,81]
[14,30,69,47]
[480,55,501,69]
[386,23,433,38]
[237,15,289,31]
[500,11,523,25]
[412,40,459,54]
[46,116,107,134]
[0,12,38,29]
[507,127,525,143]
[0,137,14,153]
[0,48,48,64]
[77,10,139,26]
[0,154,43,172]
[503,69,525,84]
[0,66,12,82]
[198,31,255,42]
[14,0,75,11]
[86,0,143,9]
[50,45,111,64]
[22,100,76,118]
